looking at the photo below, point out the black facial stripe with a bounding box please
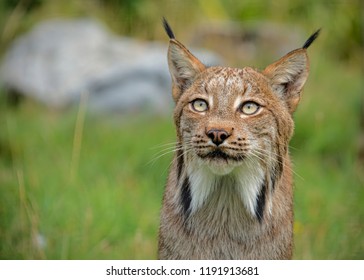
[181,176,192,217]
[255,180,267,223]
[270,154,283,190]
[176,148,184,181]
[276,154,283,180]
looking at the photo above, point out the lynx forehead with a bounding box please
[159,18,319,260]
[203,67,246,93]
[191,67,262,105]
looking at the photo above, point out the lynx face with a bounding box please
[177,66,293,178]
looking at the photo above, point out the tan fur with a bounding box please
[158,24,317,260]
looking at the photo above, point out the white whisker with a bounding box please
[150,141,180,149]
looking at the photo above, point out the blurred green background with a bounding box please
[0,0,363,259]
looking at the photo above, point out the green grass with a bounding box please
[293,155,364,259]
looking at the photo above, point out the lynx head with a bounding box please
[163,19,319,216]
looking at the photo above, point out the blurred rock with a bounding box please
[0,19,221,114]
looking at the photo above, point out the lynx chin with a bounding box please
[158,18,319,260]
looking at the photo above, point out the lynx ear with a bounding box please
[263,49,309,114]
[163,18,205,102]
[263,29,320,114]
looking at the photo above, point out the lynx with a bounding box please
[158,19,319,260]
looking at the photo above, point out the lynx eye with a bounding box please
[191,99,208,112]
[240,101,260,115]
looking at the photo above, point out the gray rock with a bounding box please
[0,19,221,114]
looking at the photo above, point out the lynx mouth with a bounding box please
[199,149,245,162]
[196,148,245,175]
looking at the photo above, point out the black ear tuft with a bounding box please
[302,29,321,49]
[162,17,175,39]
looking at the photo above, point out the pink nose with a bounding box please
[206,129,230,146]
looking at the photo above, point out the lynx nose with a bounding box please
[206,129,230,146]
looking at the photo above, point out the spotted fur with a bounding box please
[158,19,319,259]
